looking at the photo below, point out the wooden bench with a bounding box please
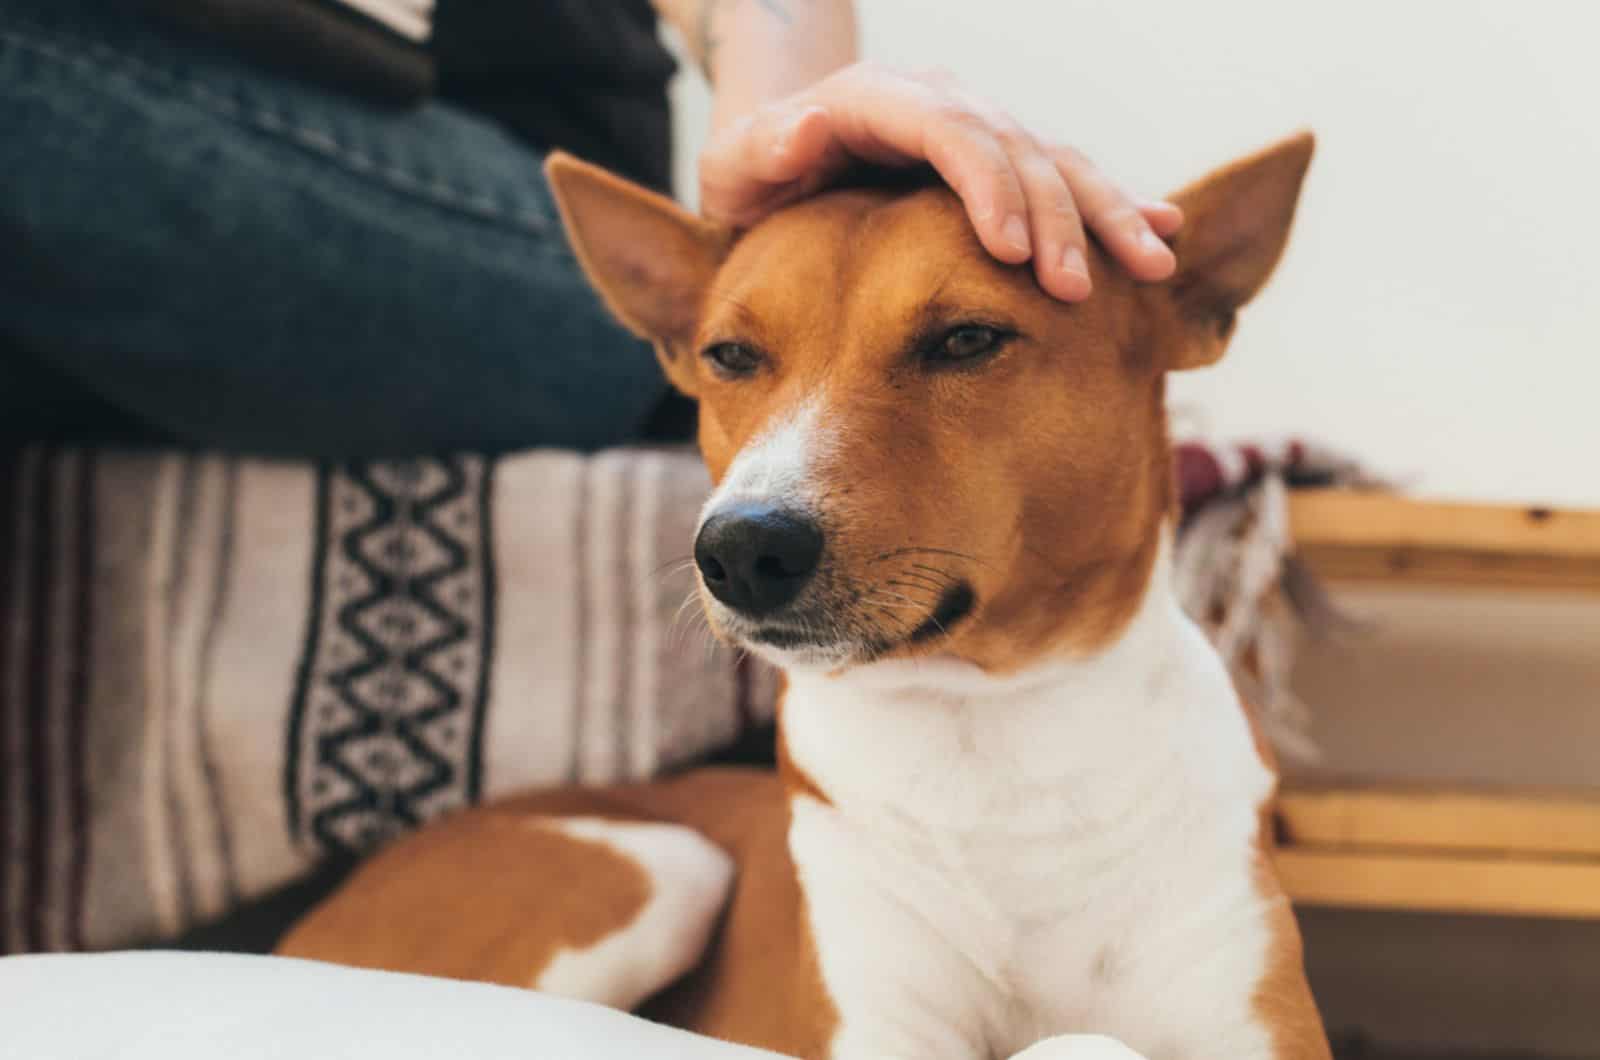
[1273,492,1600,919]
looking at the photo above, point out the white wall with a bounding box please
[668,1,1600,509]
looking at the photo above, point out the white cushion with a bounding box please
[0,952,787,1059]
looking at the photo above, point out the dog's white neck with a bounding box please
[778,537,1281,1057]
[781,537,1266,833]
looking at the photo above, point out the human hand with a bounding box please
[698,63,1184,302]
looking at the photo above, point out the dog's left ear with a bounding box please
[1157,131,1315,371]
[545,152,734,393]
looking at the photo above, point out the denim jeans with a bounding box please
[0,0,671,456]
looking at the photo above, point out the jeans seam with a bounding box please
[0,24,551,235]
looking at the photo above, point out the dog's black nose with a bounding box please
[694,503,824,617]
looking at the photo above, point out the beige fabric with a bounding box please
[0,447,775,954]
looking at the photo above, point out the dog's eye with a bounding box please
[702,342,764,379]
[926,324,1010,366]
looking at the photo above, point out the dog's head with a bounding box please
[548,134,1312,674]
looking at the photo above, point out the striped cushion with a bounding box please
[0,447,776,954]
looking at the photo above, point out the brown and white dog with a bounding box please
[280,132,1331,1060]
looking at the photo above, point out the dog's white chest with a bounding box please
[782,595,1282,1060]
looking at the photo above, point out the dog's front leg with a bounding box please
[1008,1034,1151,1060]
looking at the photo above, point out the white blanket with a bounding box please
[0,951,785,1059]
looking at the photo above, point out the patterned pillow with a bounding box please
[0,447,777,954]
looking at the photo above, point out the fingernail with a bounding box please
[1002,215,1031,254]
[1061,245,1088,277]
[1141,231,1177,271]
[1139,229,1170,254]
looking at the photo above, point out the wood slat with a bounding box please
[1296,545,1600,592]
[1275,848,1600,920]
[1274,494,1600,919]
[1288,491,1600,592]
[1289,492,1600,558]
[1279,784,1600,859]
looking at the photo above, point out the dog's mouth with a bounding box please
[733,579,977,666]
[747,625,824,650]
[906,583,976,644]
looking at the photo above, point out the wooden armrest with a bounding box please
[1288,491,1600,592]
[1275,783,1600,920]
[1275,848,1600,920]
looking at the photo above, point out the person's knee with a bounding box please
[0,14,664,456]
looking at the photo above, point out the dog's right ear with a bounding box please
[1155,131,1314,372]
[545,152,733,394]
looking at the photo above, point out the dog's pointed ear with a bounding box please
[545,152,733,393]
[1158,131,1314,371]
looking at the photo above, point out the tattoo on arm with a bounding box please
[694,0,795,82]
[694,0,726,82]
[757,0,794,23]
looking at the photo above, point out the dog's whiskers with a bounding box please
[868,546,990,571]
[891,572,950,596]
[668,588,725,659]
[908,563,960,585]
[649,554,697,578]
[669,590,702,639]
[883,577,943,600]
[860,594,922,613]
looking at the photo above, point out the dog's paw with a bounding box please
[1008,1033,1150,1060]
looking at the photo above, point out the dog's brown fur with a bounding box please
[280,133,1328,1059]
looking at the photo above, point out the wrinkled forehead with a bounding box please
[696,186,1009,350]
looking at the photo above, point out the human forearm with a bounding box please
[654,0,858,132]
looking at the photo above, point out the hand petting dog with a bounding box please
[700,63,1184,303]
[652,0,1182,303]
